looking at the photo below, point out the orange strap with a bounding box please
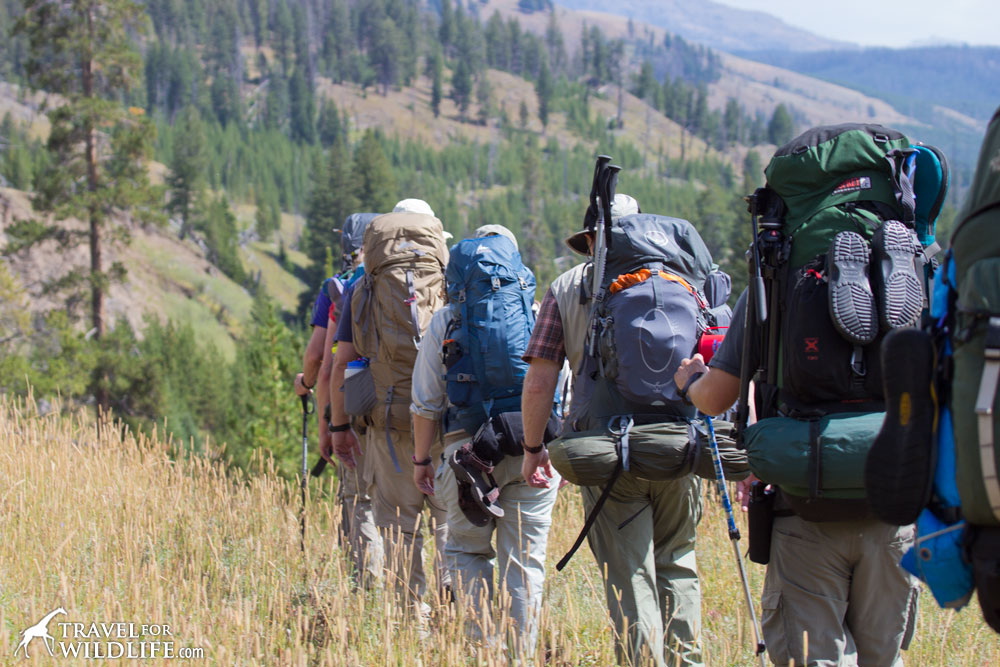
[608,269,697,296]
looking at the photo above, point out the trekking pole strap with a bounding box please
[556,461,623,571]
[976,317,1000,522]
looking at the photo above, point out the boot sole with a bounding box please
[828,231,878,345]
[874,220,923,330]
[865,328,937,525]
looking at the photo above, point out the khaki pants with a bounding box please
[337,431,382,585]
[762,516,919,667]
[582,473,703,667]
[369,425,450,602]
[436,440,560,658]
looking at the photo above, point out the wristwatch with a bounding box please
[328,422,351,433]
[523,441,546,455]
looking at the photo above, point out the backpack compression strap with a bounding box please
[383,386,403,474]
[556,460,623,572]
[976,317,1000,522]
[405,270,421,347]
[556,416,634,571]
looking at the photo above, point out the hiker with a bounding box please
[675,124,931,666]
[296,213,382,584]
[521,186,705,667]
[409,224,558,656]
[332,198,453,615]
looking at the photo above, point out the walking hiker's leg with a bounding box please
[762,515,855,666]
[338,434,382,584]
[495,455,559,658]
[650,476,703,666]
[846,522,918,666]
[582,474,666,667]
[371,430,430,602]
[436,452,495,641]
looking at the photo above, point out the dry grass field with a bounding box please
[1,397,997,665]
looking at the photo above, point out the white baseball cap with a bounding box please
[392,198,435,217]
[474,224,519,250]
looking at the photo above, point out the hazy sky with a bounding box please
[716,0,1000,48]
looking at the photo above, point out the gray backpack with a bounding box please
[590,213,717,421]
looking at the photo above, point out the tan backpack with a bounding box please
[351,211,449,470]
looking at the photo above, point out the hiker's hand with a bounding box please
[674,354,708,391]
[522,449,554,488]
[413,462,435,496]
[333,429,361,470]
[293,372,312,397]
[319,429,334,465]
[736,474,761,512]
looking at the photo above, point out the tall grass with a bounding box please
[0,397,997,665]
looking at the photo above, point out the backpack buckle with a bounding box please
[491,277,501,291]
[850,346,867,377]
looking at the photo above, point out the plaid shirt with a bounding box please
[523,288,566,364]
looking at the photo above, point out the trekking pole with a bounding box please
[299,394,314,553]
[704,415,767,666]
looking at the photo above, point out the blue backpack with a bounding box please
[443,235,536,435]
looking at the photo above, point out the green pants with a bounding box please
[582,473,703,667]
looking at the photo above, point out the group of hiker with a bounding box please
[292,118,1000,666]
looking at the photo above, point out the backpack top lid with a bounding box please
[446,233,532,304]
[361,211,449,276]
[602,213,714,292]
[765,123,912,213]
[341,212,379,258]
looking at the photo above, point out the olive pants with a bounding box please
[762,516,919,666]
[369,427,450,603]
[337,431,382,585]
[582,473,703,667]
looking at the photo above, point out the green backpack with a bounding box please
[742,123,947,520]
[950,108,1000,527]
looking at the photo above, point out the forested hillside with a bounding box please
[0,0,937,476]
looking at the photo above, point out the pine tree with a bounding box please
[352,130,396,213]
[768,104,795,146]
[430,49,443,118]
[451,58,473,120]
[535,58,553,129]
[166,106,206,239]
[477,75,493,126]
[235,291,301,477]
[13,0,162,413]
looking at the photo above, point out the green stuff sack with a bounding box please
[950,107,1000,527]
[548,420,748,487]
[745,412,884,519]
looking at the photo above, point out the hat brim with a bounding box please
[565,230,592,256]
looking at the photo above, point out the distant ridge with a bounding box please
[555,0,856,52]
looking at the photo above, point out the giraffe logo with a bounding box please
[14,607,66,658]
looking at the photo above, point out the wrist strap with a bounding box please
[523,442,546,454]
[329,422,351,433]
[302,376,315,390]
[412,455,433,466]
[679,371,705,406]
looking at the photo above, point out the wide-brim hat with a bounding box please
[564,194,640,255]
